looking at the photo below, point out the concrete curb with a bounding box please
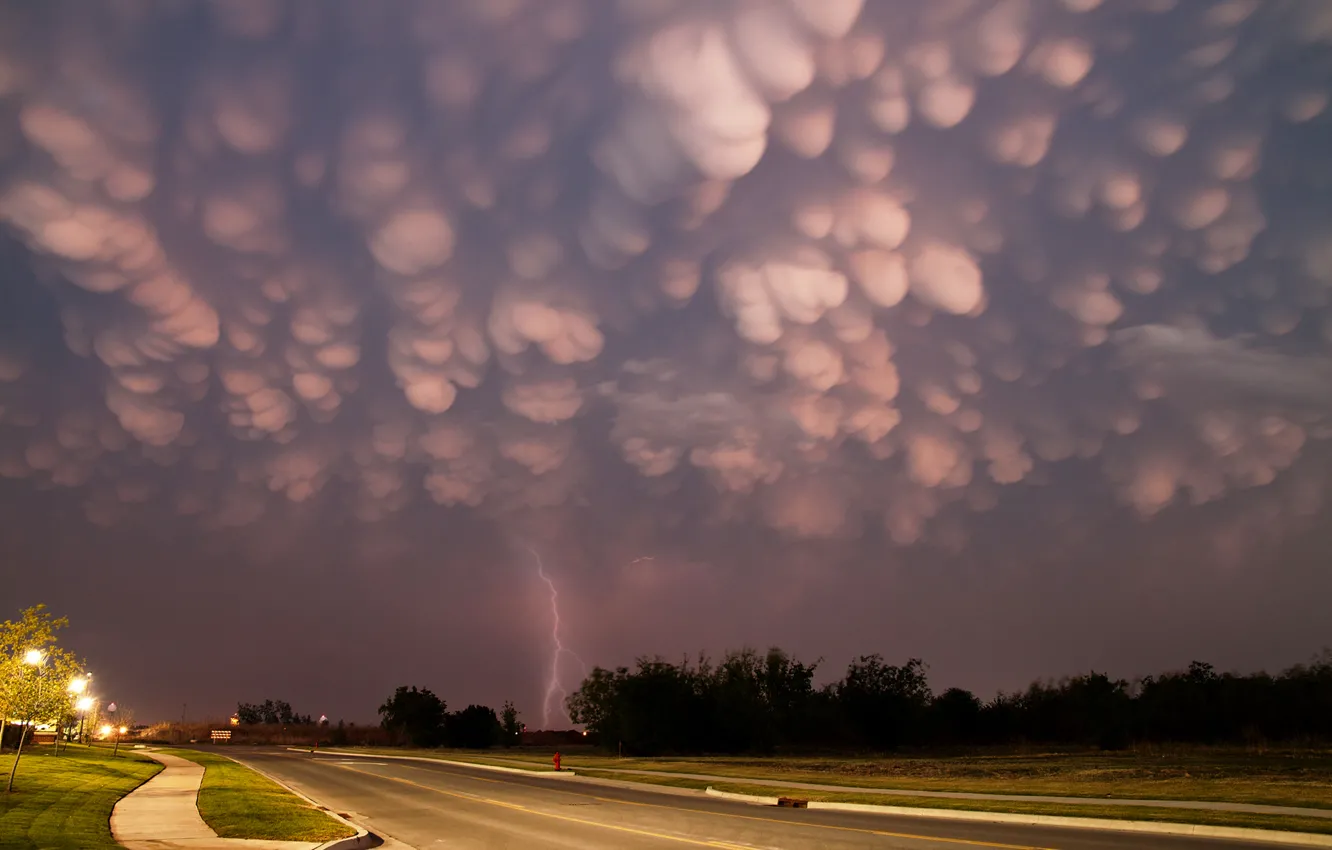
[220,753,380,850]
[803,802,1332,847]
[705,787,780,806]
[293,748,577,778]
[564,772,712,800]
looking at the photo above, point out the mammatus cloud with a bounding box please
[1,0,1331,548]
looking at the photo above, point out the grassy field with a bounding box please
[0,744,161,850]
[719,780,1332,835]
[464,747,1332,809]
[326,745,1332,809]
[164,748,355,842]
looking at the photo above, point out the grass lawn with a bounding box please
[462,747,1332,810]
[163,748,355,842]
[0,743,161,850]
[706,781,1332,836]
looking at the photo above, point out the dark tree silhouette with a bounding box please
[378,686,446,747]
[236,699,310,725]
[447,704,502,749]
[500,701,521,747]
[563,646,1332,754]
[837,656,931,749]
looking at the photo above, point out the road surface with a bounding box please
[223,748,1293,849]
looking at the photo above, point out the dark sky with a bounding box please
[2,0,1332,728]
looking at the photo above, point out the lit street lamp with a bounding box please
[105,702,122,757]
[57,676,89,755]
[76,696,95,746]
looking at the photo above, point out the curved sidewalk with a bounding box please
[111,751,320,850]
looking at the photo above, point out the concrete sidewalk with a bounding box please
[111,751,320,850]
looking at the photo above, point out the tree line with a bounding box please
[235,699,314,726]
[376,686,522,749]
[565,647,1332,755]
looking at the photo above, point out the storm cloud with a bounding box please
[2,1,1332,719]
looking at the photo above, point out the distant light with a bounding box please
[119,726,128,735]
[229,715,240,727]
[69,677,88,694]
[99,724,113,738]
[23,649,44,666]
[76,697,95,712]
[582,730,587,736]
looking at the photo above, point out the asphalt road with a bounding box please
[224,748,1288,850]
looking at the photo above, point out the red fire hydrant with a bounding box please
[553,752,562,772]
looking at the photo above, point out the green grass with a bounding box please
[708,781,1332,836]
[0,743,161,850]
[163,748,355,842]
[565,767,1332,836]
[466,747,1332,810]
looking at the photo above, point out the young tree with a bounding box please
[2,605,85,792]
[1,604,71,746]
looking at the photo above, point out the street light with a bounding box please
[76,696,95,747]
[22,649,44,666]
[56,677,90,754]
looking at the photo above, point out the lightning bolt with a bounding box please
[526,546,587,730]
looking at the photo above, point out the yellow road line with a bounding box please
[320,758,1060,850]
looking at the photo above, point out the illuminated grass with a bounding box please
[163,748,354,842]
[492,747,1332,810]
[0,744,160,850]
[706,781,1332,836]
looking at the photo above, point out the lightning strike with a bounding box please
[526,546,586,730]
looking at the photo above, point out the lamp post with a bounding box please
[106,703,119,757]
[5,649,46,793]
[75,696,94,747]
[60,676,89,755]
